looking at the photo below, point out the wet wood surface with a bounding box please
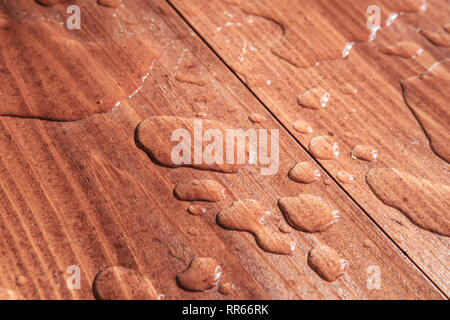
[0,0,447,299]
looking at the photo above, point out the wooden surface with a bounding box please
[0,0,447,299]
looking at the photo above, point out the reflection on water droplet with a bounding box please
[308,245,348,282]
[337,171,355,184]
[177,257,221,292]
[278,195,340,233]
[93,266,159,300]
[366,167,450,236]
[297,88,330,109]
[217,199,293,255]
[309,136,339,159]
[288,162,321,184]
[174,179,224,202]
[292,120,313,134]
[386,12,398,26]
[351,145,378,161]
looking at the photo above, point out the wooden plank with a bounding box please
[0,0,444,299]
[169,0,450,294]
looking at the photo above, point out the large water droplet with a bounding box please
[308,245,349,282]
[217,199,293,255]
[288,162,321,184]
[176,257,221,292]
[93,266,159,300]
[174,179,224,202]
[366,167,450,236]
[278,195,340,232]
[309,136,339,159]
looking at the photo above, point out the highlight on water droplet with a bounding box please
[385,12,398,26]
[336,171,355,184]
[292,120,313,134]
[174,179,224,202]
[309,136,339,159]
[351,145,378,161]
[278,195,340,233]
[176,257,221,292]
[308,245,349,282]
[216,199,294,255]
[288,162,321,184]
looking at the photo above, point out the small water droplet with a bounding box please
[175,73,206,86]
[420,29,450,47]
[297,88,330,109]
[288,162,321,184]
[278,195,340,232]
[292,120,313,134]
[336,171,355,184]
[15,276,26,287]
[380,41,424,59]
[351,145,378,161]
[176,257,221,292]
[93,266,159,300]
[309,136,339,159]
[97,0,122,8]
[248,113,266,123]
[187,205,207,215]
[308,245,349,282]
[174,179,224,202]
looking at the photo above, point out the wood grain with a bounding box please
[0,0,445,299]
[169,0,450,295]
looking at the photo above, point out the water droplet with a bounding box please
[297,88,330,109]
[136,116,249,173]
[248,113,266,123]
[288,162,321,184]
[218,282,235,295]
[380,41,424,59]
[336,171,355,184]
[351,145,378,161]
[340,83,358,95]
[292,120,313,133]
[93,266,159,300]
[402,59,450,161]
[174,179,224,202]
[176,257,221,292]
[342,42,355,58]
[366,168,450,236]
[308,245,349,282]
[279,223,291,233]
[278,195,340,232]
[188,205,207,215]
[97,0,122,8]
[217,200,293,255]
[309,136,339,159]
[444,23,450,33]
[420,29,450,47]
